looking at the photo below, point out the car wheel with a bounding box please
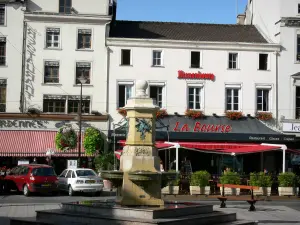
[68,185,75,196]
[95,191,102,196]
[23,184,30,197]
[4,182,10,193]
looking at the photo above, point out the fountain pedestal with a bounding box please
[119,80,163,206]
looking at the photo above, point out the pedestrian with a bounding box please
[160,160,164,172]
[31,158,37,164]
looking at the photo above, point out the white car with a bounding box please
[58,168,103,196]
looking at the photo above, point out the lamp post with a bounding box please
[77,74,87,168]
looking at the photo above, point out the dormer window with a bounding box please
[59,0,72,14]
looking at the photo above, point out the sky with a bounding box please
[116,0,248,24]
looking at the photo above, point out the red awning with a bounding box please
[0,130,88,157]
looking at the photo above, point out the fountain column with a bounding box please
[119,80,164,206]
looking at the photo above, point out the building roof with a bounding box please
[109,20,268,43]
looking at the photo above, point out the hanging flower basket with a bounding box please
[118,108,127,117]
[185,109,204,119]
[83,127,104,156]
[225,111,243,120]
[156,109,168,118]
[55,126,78,151]
[256,112,273,121]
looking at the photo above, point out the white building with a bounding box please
[0,0,25,113]
[244,0,300,135]
[107,20,280,125]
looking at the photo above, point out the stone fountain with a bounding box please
[10,80,257,225]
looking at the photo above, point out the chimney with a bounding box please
[109,0,117,21]
[237,14,246,25]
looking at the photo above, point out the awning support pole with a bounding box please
[176,146,179,172]
[283,148,286,173]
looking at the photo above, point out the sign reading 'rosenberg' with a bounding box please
[178,70,215,81]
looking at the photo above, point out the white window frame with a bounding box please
[257,53,270,70]
[74,61,93,85]
[0,4,7,26]
[45,27,61,49]
[186,82,204,111]
[152,50,163,67]
[120,49,132,66]
[117,80,134,109]
[225,83,242,111]
[43,60,60,84]
[190,51,203,68]
[295,30,300,63]
[292,77,300,119]
[76,28,93,50]
[255,84,272,112]
[298,3,300,15]
[0,36,6,66]
[148,81,166,108]
[228,52,239,69]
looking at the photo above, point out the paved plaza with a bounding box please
[0,200,300,225]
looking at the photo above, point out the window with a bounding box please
[76,170,97,177]
[71,171,76,178]
[228,53,238,69]
[256,89,269,111]
[59,170,68,177]
[0,4,5,25]
[43,95,66,113]
[0,37,6,65]
[76,62,91,84]
[46,28,60,48]
[32,167,56,176]
[66,170,72,178]
[149,86,163,108]
[152,50,162,66]
[296,87,300,119]
[298,4,300,14]
[259,54,268,70]
[44,61,59,83]
[67,96,90,114]
[188,87,202,110]
[0,79,6,112]
[77,29,92,49]
[190,51,200,68]
[118,84,132,108]
[226,88,239,111]
[121,49,131,65]
[59,0,72,14]
[297,35,300,61]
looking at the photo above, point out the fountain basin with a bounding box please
[100,170,124,187]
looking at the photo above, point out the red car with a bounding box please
[4,164,58,196]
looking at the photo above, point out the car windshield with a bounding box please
[76,170,96,177]
[32,167,56,176]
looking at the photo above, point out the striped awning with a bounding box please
[0,130,89,157]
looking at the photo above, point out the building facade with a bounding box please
[244,0,300,137]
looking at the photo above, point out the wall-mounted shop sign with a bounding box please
[173,122,232,133]
[282,122,300,133]
[177,70,215,81]
[0,120,48,129]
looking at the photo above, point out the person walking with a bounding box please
[160,160,164,172]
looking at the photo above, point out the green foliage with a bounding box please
[94,151,115,172]
[168,170,180,186]
[220,171,240,185]
[249,172,272,187]
[190,170,211,187]
[83,127,104,156]
[55,126,77,151]
[278,172,296,187]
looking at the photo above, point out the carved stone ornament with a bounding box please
[122,146,152,157]
[135,118,152,140]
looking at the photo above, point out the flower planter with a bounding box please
[103,180,113,190]
[161,185,179,195]
[253,187,271,196]
[221,187,240,196]
[278,187,295,196]
[189,186,210,195]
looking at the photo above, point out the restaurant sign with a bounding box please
[173,122,232,133]
[178,70,215,81]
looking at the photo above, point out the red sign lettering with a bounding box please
[178,70,215,81]
[174,122,232,133]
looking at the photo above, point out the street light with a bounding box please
[77,74,87,168]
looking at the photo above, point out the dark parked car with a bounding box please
[4,164,58,196]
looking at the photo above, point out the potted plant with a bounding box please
[55,126,77,151]
[256,112,273,121]
[156,109,168,119]
[219,171,240,196]
[250,172,272,196]
[278,172,296,196]
[118,108,127,117]
[83,127,104,156]
[185,109,204,119]
[94,152,115,190]
[161,170,180,195]
[190,170,211,195]
[225,111,243,120]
